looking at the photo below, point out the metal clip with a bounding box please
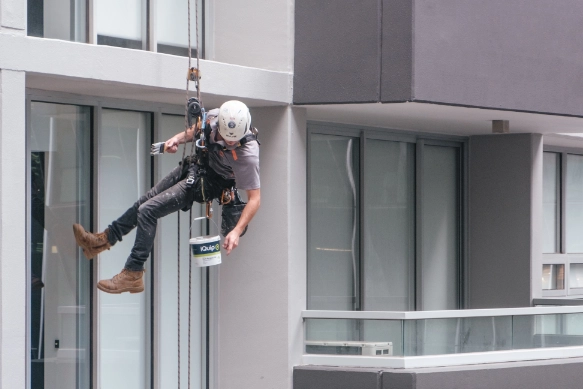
[220,189,232,205]
[206,202,213,218]
[187,67,200,82]
[186,175,195,186]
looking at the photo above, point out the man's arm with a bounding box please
[223,188,260,255]
[164,124,196,154]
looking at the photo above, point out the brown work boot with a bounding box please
[73,223,111,259]
[97,268,145,294]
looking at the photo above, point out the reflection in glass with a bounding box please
[28,0,86,42]
[99,109,151,389]
[306,313,583,358]
[158,115,205,388]
[541,264,565,290]
[157,0,204,57]
[305,319,402,356]
[30,102,91,388]
[570,264,583,289]
[543,153,559,253]
[363,140,414,311]
[566,154,583,253]
[96,0,147,50]
[308,134,359,311]
[421,146,460,310]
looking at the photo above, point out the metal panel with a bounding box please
[294,0,382,104]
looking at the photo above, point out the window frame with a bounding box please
[25,89,215,389]
[542,146,583,298]
[306,122,468,312]
[27,0,207,58]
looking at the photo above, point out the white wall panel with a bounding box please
[0,69,26,389]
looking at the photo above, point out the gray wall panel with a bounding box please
[380,0,413,102]
[413,0,583,115]
[294,0,381,104]
[297,360,583,389]
[294,366,382,389]
[468,134,541,308]
[414,362,583,389]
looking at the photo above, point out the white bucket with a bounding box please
[189,235,222,267]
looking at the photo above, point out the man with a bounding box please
[73,100,260,294]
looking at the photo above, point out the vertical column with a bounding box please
[0,69,27,388]
[217,106,307,389]
[0,0,26,32]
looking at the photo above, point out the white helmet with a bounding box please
[218,100,251,141]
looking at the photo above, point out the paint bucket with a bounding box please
[189,235,222,267]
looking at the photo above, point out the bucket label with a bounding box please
[192,242,221,257]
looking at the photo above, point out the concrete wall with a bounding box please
[413,0,583,115]
[294,0,583,116]
[294,0,382,104]
[211,0,294,72]
[468,133,543,308]
[0,70,27,389]
[217,106,306,389]
[0,0,26,31]
[294,359,583,389]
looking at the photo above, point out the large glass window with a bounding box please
[96,0,147,50]
[157,0,204,57]
[308,127,462,312]
[28,0,87,42]
[363,140,414,311]
[98,109,152,388]
[542,150,583,296]
[158,114,206,388]
[29,102,91,389]
[543,152,560,254]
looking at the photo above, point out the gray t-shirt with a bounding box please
[207,110,260,191]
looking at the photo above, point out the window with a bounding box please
[27,0,206,56]
[307,125,463,312]
[29,102,92,388]
[96,0,148,50]
[543,149,583,296]
[28,0,87,41]
[157,0,205,57]
[28,96,211,389]
[98,109,152,388]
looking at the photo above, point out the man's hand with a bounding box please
[221,189,260,256]
[164,136,180,154]
[223,229,241,255]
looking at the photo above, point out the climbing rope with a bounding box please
[178,0,203,388]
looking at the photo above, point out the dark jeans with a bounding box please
[106,165,195,271]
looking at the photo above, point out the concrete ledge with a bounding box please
[0,32,292,106]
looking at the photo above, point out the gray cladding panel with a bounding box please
[414,363,583,389]
[413,0,583,115]
[468,134,535,308]
[294,366,382,389]
[380,0,413,102]
[294,0,381,104]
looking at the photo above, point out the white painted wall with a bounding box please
[217,106,306,389]
[210,0,294,72]
[1,0,26,31]
[0,32,292,106]
[0,69,26,389]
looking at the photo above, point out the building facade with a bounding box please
[2,0,583,388]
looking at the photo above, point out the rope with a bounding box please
[188,208,194,389]
[177,211,181,388]
[178,0,202,387]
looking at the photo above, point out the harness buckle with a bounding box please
[186,175,195,186]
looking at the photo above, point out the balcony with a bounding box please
[303,306,583,368]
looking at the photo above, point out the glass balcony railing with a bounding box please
[303,306,583,368]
